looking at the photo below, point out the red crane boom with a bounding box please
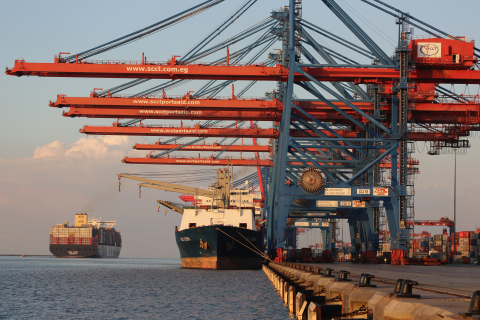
[78,123,463,141]
[7,59,480,84]
[133,142,272,153]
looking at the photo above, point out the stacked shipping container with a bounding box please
[412,230,480,264]
[49,224,121,247]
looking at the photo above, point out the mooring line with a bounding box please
[215,228,272,262]
[235,230,269,259]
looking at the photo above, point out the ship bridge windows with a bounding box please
[239,223,247,229]
[189,223,196,228]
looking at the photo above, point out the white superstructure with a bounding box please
[87,218,116,228]
[179,208,256,231]
[193,190,262,215]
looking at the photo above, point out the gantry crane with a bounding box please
[6,0,480,263]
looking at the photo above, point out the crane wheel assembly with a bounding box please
[299,167,325,195]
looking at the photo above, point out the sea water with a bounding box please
[0,257,293,319]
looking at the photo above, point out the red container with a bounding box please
[421,247,428,252]
[451,245,460,251]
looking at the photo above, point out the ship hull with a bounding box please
[175,225,263,269]
[49,244,121,258]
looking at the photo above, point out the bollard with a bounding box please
[358,273,366,286]
[313,267,322,274]
[396,279,421,299]
[393,278,404,294]
[336,270,351,282]
[358,274,376,288]
[323,268,334,277]
[461,290,480,317]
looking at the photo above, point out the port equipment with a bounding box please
[54,94,480,126]
[133,142,272,153]
[119,168,232,209]
[6,0,480,261]
[157,200,184,214]
[406,217,455,235]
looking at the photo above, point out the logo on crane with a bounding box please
[417,43,441,58]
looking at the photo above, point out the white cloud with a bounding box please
[33,140,66,158]
[99,136,130,146]
[33,136,134,160]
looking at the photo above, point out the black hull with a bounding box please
[50,244,121,258]
[176,225,263,269]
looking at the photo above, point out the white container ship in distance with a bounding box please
[49,213,121,258]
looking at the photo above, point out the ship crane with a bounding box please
[119,169,232,209]
[118,173,214,197]
[157,200,184,215]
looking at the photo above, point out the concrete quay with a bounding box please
[263,262,480,320]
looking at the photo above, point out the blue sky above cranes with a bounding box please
[1,0,480,256]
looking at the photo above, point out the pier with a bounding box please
[264,262,480,319]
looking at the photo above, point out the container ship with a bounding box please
[175,207,263,269]
[49,213,122,258]
[124,168,264,269]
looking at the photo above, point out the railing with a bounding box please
[157,142,261,147]
[56,57,267,67]
[436,94,480,105]
[154,155,265,160]
[93,123,263,129]
[93,93,267,100]
[411,35,475,43]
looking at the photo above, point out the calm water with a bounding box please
[0,257,292,320]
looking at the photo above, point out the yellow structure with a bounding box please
[74,213,88,227]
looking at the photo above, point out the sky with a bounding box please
[1,0,480,257]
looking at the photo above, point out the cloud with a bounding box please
[33,136,133,160]
[33,140,66,158]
